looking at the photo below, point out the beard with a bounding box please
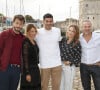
[13,27,22,33]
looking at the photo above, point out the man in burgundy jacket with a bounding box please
[0,15,25,90]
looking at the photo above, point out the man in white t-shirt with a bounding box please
[36,13,62,90]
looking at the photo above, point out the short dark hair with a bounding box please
[13,14,25,24]
[43,13,53,20]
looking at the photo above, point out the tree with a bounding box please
[25,15,35,23]
[0,13,4,23]
[0,13,4,16]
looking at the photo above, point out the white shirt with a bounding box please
[36,27,62,68]
[80,32,100,64]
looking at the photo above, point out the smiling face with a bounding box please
[66,25,80,42]
[12,15,25,33]
[27,27,37,39]
[13,18,24,32]
[66,26,76,39]
[26,24,37,39]
[43,13,54,30]
[82,20,92,35]
[43,18,53,30]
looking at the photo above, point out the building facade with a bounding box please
[79,0,100,31]
[54,18,79,32]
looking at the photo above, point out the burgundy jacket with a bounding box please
[0,29,25,71]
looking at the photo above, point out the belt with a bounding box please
[82,62,100,66]
[10,64,20,68]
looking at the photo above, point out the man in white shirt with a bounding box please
[80,20,100,90]
[36,13,62,90]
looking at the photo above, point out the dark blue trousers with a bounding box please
[0,65,20,90]
[80,63,100,90]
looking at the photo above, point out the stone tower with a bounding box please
[79,0,100,31]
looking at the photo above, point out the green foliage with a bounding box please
[25,15,35,23]
[61,31,66,36]
[0,13,4,16]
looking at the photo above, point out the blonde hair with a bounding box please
[68,25,80,46]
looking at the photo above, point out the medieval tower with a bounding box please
[79,0,100,30]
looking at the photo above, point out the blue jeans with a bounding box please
[80,63,100,90]
[0,65,20,90]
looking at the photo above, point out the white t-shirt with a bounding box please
[80,32,100,64]
[36,27,62,68]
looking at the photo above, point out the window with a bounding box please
[86,4,88,7]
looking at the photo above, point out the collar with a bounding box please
[9,28,23,37]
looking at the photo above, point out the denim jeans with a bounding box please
[0,65,20,90]
[80,63,100,90]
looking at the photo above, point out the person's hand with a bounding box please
[26,74,31,82]
[63,61,71,65]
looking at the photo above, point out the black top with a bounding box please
[59,37,81,66]
[21,38,39,74]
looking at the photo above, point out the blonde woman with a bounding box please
[60,25,81,90]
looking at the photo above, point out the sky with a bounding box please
[0,0,79,21]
